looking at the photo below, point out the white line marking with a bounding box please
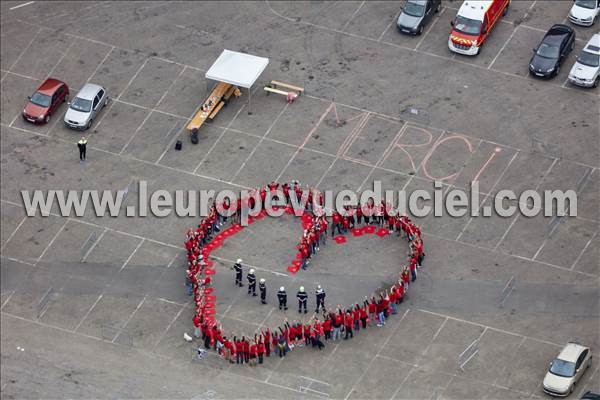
[0,215,28,253]
[493,158,558,252]
[416,7,446,50]
[230,102,290,181]
[73,294,103,332]
[488,25,518,70]
[9,1,35,10]
[120,238,144,271]
[570,230,597,271]
[114,295,147,341]
[151,301,187,351]
[86,46,115,82]
[35,219,69,265]
[341,1,365,33]
[1,290,15,311]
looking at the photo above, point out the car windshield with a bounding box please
[30,92,51,108]
[578,50,600,67]
[575,0,597,9]
[70,97,92,113]
[550,359,576,378]
[537,43,560,59]
[404,1,425,17]
[454,16,482,36]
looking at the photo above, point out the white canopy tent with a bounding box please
[205,49,269,114]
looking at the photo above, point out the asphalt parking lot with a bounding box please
[1,1,599,399]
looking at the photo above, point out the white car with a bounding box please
[543,342,593,397]
[568,0,599,26]
[568,34,600,88]
[64,83,108,130]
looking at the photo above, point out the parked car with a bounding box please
[529,24,576,78]
[568,0,600,26]
[64,83,108,130]
[581,391,600,400]
[448,0,510,56]
[22,78,69,124]
[568,33,600,87]
[397,0,441,35]
[543,342,592,397]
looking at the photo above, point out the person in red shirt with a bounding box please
[249,339,258,366]
[235,336,244,364]
[367,297,377,327]
[303,323,311,346]
[282,182,290,204]
[353,304,361,332]
[409,255,418,282]
[344,311,354,339]
[332,211,343,237]
[395,282,405,304]
[401,266,410,287]
[323,316,332,341]
[262,328,271,357]
[376,298,386,327]
[359,303,368,329]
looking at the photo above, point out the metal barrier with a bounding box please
[499,275,516,308]
[458,339,479,371]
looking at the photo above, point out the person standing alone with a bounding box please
[78,137,87,161]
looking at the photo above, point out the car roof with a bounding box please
[458,0,493,21]
[556,342,588,362]
[37,78,66,95]
[407,0,428,5]
[583,33,600,55]
[75,83,104,100]
[547,24,573,37]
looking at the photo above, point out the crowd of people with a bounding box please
[183,181,425,365]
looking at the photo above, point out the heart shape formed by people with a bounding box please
[184,182,424,364]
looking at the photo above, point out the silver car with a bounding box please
[543,342,592,397]
[64,83,108,130]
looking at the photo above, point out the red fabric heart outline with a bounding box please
[185,183,424,363]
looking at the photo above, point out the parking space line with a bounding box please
[73,293,103,332]
[151,301,188,352]
[0,69,39,81]
[112,98,189,120]
[456,150,520,241]
[416,7,447,51]
[1,290,15,311]
[341,1,366,33]
[417,308,562,347]
[230,102,290,182]
[191,86,261,176]
[117,58,149,100]
[35,219,69,265]
[115,295,147,341]
[1,28,42,83]
[343,309,410,400]
[492,336,527,388]
[9,1,35,10]
[0,214,28,253]
[46,37,77,78]
[570,229,598,271]
[488,25,519,70]
[120,238,144,272]
[275,102,335,182]
[389,365,416,400]
[86,46,115,83]
[119,109,155,155]
[377,15,397,42]
[492,158,558,252]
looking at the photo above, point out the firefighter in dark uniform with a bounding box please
[233,258,243,287]
[297,286,308,314]
[247,268,257,296]
[277,286,288,310]
[315,285,326,313]
[259,278,267,304]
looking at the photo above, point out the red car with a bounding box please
[23,78,69,124]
